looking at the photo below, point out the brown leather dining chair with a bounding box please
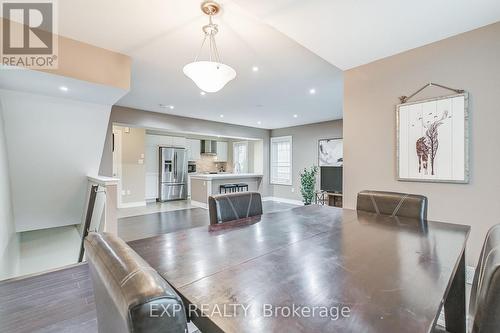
[435,224,500,333]
[356,190,428,222]
[84,232,188,333]
[208,191,263,225]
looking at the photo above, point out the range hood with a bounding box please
[201,140,217,155]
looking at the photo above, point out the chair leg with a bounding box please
[444,251,466,333]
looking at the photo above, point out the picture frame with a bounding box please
[396,93,469,183]
[318,138,343,167]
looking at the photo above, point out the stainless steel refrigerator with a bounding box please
[158,147,188,201]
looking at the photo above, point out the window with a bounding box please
[270,136,292,185]
[232,141,248,173]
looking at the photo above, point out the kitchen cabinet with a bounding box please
[144,134,187,200]
[187,139,201,161]
[173,136,186,147]
[216,141,228,162]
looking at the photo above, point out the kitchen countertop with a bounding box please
[189,173,263,180]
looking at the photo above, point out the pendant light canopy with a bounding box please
[183,1,236,93]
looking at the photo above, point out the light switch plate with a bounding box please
[138,159,144,165]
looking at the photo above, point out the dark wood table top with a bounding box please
[129,205,470,333]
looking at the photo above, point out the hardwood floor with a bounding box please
[118,200,298,241]
[0,264,96,333]
[0,201,298,332]
[118,207,209,242]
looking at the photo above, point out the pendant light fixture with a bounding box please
[183,1,236,93]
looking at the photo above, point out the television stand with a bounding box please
[326,192,343,208]
[315,191,343,208]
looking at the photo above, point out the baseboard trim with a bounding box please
[190,200,208,209]
[262,196,304,206]
[119,201,147,209]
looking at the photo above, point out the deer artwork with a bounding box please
[415,110,449,175]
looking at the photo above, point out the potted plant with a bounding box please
[300,166,318,205]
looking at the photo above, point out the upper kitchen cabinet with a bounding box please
[216,141,228,162]
[172,136,186,148]
[187,139,201,161]
[146,135,186,148]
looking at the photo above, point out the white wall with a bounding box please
[0,98,19,280]
[0,89,111,232]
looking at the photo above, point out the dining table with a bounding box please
[128,205,470,333]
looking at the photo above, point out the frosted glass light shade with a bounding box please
[183,61,236,93]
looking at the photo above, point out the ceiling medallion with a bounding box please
[183,1,236,93]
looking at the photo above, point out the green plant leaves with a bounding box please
[300,166,318,205]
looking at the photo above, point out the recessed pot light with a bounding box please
[220,114,224,118]
[59,86,68,92]
[257,121,262,125]
[309,88,316,95]
[200,91,206,96]
[252,66,259,72]
[293,114,298,118]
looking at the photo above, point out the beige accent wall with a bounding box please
[344,22,500,266]
[1,18,131,90]
[114,126,146,204]
[271,120,343,201]
[42,35,131,90]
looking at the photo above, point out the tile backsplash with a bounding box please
[195,155,231,173]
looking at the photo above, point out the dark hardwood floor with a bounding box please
[0,264,96,333]
[0,201,298,333]
[118,201,298,241]
[118,208,209,241]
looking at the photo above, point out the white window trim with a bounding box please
[270,135,293,186]
[233,141,249,173]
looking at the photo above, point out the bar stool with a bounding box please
[236,183,249,192]
[220,184,237,194]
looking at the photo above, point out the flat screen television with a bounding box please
[320,166,343,193]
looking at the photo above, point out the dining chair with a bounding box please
[356,190,428,221]
[434,224,500,333]
[208,191,263,225]
[84,232,188,333]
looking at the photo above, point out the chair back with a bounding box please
[356,190,427,221]
[84,232,187,333]
[469,224,500,333]
[209,192,263,225]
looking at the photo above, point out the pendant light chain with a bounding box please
[182,1,236,93]
[194,11,222,64]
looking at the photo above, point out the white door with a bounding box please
[112,129,123,208]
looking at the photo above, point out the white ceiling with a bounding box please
[231,0,500,70]
[56,0,343,129]
[40,0,500,128]
[0,66,128,105]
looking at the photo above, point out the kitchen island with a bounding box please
[189,173,263,208]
